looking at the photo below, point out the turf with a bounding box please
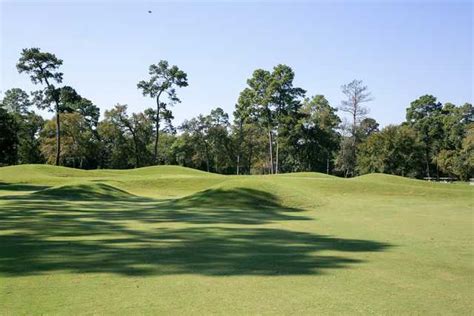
[0,164,472,314]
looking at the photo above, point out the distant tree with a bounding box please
[269,64,306,173]
[103,104,153,168]
[356,117,379,141]
[178,108,233,173]
[157,132,178,165]
[335,137,356,177]
[171,132,195,168]
[181,114,215,172]
[336,80,372,176]
[137,60,188,164]
[40,113,93,167]
[406,95,443,177]
[436,122,473,180]
[239,69,274,173]
[297,95,341,172]
[356,124,424,177]
[237,65,305,174]
[34,86,101,167]
[439,102,473,151]
[17,48,64,165]
[234,87,258,174]
[340,80,372,138]
[1,88,44,164]
[1,88,31,114]
[207,107,234,173]
[55,86,98,119]
[97,119,133,169]
[232,98,267,174]
[17,112,44,164]
[0,107,19,165]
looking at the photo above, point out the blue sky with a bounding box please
[1,0,472,127]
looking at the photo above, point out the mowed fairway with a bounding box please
[0,165,472,314]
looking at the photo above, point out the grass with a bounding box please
[0,164,472,314]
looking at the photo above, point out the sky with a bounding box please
[1,0,472,127]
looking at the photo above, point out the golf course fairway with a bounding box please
[0,165,472,314]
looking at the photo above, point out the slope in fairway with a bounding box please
[0,165,472,314]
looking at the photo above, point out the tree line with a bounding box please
[1,48,472,179]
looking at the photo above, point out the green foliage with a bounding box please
[102,104,154,168]
[137,60,188,163]
[406,94,442,122]
[405,96,472,178]
[335,80,373,176]
[16,112,44,164]
[292,95,341,172]
[0,88,44,164]
[16,48,63,85]
[1,88,31,114]
[0,107,19,165]
[334,137,356,177]
[436,123,474,180]
[356,117,379,141]
[235,65,306,174]
[357,125,424,177]
[179,107,234,173]
[40,113,99,168]
[97,119,134,169]
[17,48,64,165]
[3,48,472,180]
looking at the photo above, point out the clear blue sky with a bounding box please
[1,0,472,127]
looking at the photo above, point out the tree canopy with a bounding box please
[1,48,472,180]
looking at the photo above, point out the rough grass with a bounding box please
[0,165,472,314]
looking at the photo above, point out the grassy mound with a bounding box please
[275,171,337,179]
[32,183,135,200]
[112,165,221,177]
[0,164,218,182]
[171,187,283,210]
[353,172,429,184]
[0,165,225,197]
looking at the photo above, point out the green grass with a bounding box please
[0,165,472,314]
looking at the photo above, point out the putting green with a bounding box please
[0,165,472,314]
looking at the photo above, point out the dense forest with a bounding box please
[1,48,472,179]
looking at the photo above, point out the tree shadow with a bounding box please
[1,187,310,225]
[0,228,390,277]
[0,185,392,277]
[31,183,136,201]
[0,182,49,192]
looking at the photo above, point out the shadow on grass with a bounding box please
[0,182,49,192]
[31,183,136,201]
[0,185,392,277]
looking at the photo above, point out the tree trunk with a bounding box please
[55,104,61,166]
[129,129,140,168]
[275,134,279,174]
[425,150,431,178]
[45,78,61,166]
[351,109,358,175]
[133,138,140,168]
[268,129,273,174]
[236,120,243,175]
[205,149,210,172]
[248,143,253,175]
[436,159,439,179]
[153,91,165,164]
[236,154,240,175]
